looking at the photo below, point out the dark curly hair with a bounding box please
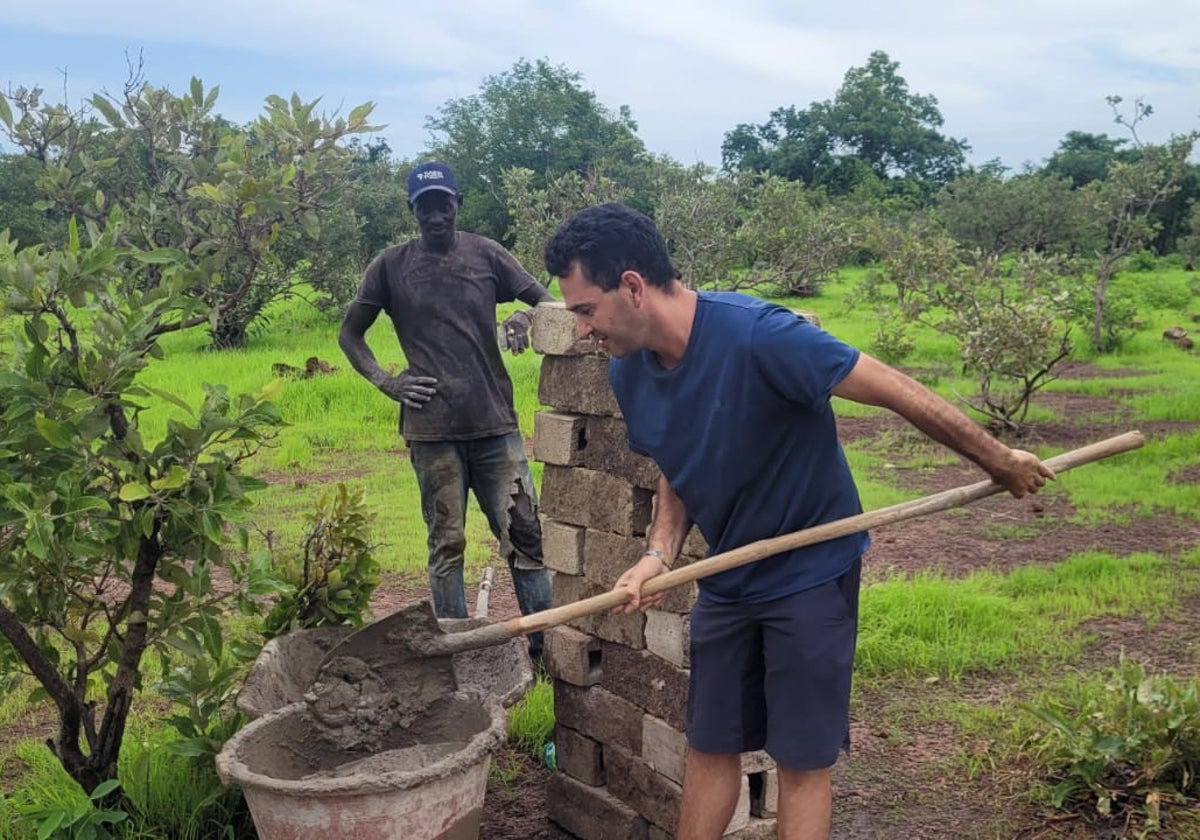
[544,203,679,291]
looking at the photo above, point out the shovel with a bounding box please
[315,431,1144,681]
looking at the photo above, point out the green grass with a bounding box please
[506,675,555,759]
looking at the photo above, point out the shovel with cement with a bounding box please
[314,431,1144,689]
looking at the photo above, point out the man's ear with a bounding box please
[620,270,648,307]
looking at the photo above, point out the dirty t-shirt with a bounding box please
[355,233,541,441]
[610,291,870,604]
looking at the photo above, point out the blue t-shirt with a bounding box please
[610,291,870,604]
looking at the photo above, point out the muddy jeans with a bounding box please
[409,431,553,661]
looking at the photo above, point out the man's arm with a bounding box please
[613,474,692,613]
[832,353,1054,497]
[338,301,438,409]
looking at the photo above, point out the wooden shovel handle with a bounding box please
[495,430,1145,641]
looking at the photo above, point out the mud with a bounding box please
[215,691,506,794]
[237,610,534,722]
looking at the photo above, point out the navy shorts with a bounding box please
[686,558,861,770]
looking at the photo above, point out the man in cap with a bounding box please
[339,161,554,661]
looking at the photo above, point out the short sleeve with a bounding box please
[490,242,540,304]
[354,253,390,310]
[751,306,859,407]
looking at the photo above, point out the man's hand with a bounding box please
[992,448,1056,498]
[377,370,439,409]
[500,310,534,354]
[612,553,669,614]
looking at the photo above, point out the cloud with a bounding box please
[4,0,1198,168]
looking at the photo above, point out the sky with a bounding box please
[2,1,1199,172]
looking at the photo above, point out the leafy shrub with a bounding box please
[1027,658,1200,835]
[262,483,381,637]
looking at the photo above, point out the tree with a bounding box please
[501,165,630,283]
[1,71,374,348]
[0,153,66,248]
[426,58,648,242]
[735,176,854,296]
[935,170,1090,260]
[1041,131,1135,188]
[652,162,751,290]
[1073,99,1198,352]
[722,51,968,196]
[0,216,282,797]
[857,219,1076,433]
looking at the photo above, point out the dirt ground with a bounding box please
[363,381,1200,840]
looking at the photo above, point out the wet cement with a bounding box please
[217,691,507,796]
[229,601,530,783]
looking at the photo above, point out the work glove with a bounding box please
[378,369,439,409]
[499,310,534,354]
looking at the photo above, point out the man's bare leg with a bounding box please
[677,749,742,840]
[776,765,832,840]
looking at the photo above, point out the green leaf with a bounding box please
[0,94,12,129]
[190,77,204,105]
[36,810,65,840]
[151,465,189,491]
[89,778,122,800]
[66,496,111,515]
[34,415,73,448]
[133,248,188,265]
[80,247,118,275]
[91,95,125,128]
[141,385,196,416]
[119,482,153,502]
[201,511,223,543]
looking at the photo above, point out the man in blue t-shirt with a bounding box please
[543,203,1054,840]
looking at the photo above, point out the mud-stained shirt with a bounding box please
[355,232,541,441]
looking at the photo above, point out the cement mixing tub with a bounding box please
[216,691,507,840]
[236,619,534,719]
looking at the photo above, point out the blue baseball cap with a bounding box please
[407,161,460,203]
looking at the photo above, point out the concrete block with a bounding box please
[740,751,776,774]
[553,572,645,649]
[583,530,698,617]
[582,415,660,490]
[642,714,687,785]
[533,301,603,357]
[749,768,778,818]
[547,772,648,840]
[543,519,585,575]
[538,355,621,417]
[555,724,606,786]
[600,642,690,731]
[543,625,602,687]
[582,529,644,590]
[541,466,652,537]
[646,610,690,669]
[554,681,644,753]
[724,816,778,839]
[658,577,699,614]
[683,525,708,558]
[605,746,682,834]
[534,411,588,466]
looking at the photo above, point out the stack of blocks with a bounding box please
[531,302,780,839]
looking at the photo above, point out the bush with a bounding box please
[1027,658,1200,835]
